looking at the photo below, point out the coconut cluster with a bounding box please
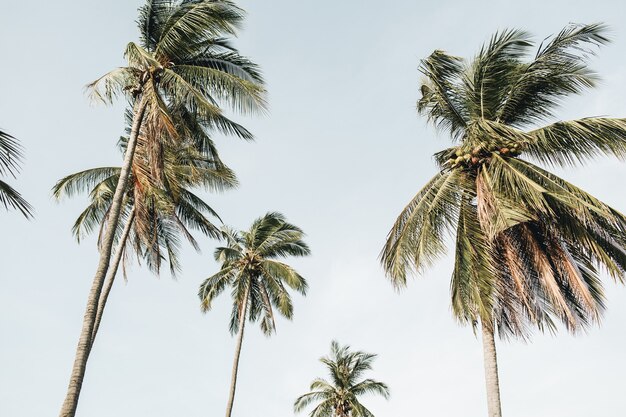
[445,141,522,169]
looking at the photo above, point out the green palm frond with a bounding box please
[173,62,266,114]
[86,67,137,104]
[154,0,245,60]
[497,23,609,126]
[0,180,33,218]
[0,129,32,218]
[294,391,331,413]
[528,117,626,167]
[418,51,468,140]
[198,267,236,312]
[52,167,121,199]
[0,129,23,177]
[381,170,463,287]
[465,28,532,120]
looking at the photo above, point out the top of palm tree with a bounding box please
[381,23,626,338]
[199,212,310,335]
[53,135,235,276]
[294,341,389,417]
[417,23,626,168]
[88,0,267,147]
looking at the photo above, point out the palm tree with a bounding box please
[381,23,626,417]
[54,135,236,346]
[59,1,266,415]
[0,129,32,217]
[294,341,390,417]
[198,212,310,417]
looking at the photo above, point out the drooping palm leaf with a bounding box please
[0,129,32,217]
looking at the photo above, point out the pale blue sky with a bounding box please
[2,1,626,416]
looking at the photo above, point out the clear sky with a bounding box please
[2,1,626,416]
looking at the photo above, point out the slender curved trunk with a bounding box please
[225,284,250,417]
[91,208,135,346]
[58,98,147,417]
[481,323,503,417]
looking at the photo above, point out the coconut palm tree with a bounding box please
[54,134,236,346]
[294,341,390,417]
[0,129,32,217]
[59,1,266,415]
[198,212,310,417]
[381,23,626,417]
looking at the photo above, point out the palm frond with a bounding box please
[418,50,468,140]
[527,117,626,167]
[381,170,462,287]
[86,67,137,104]
[465,28,532,120]
[497,23,609,126]
[155,0,245,60]
[0,180,33,218]
[0,129,24,177]
[52,167,120,199]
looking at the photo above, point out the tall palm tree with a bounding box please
[381,23,626,417]
[294,341,390,417]
[54,136,236,346]
[59,2,266,415]
[0,129,32,217]
[198,212,310,417]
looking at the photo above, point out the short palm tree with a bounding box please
[198,212,310,417]
[0,129,32,217]
[59,2,266,415]
[294,341,390,417]
[381,23,626,417]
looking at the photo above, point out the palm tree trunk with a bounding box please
[481,323,503,417]
[90,208,135,346]
[58,98,147,417]
[225,285,250,417]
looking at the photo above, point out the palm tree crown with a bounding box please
[294,341,390,417]
[199,212,310,334]
[53,136,235,275]
[381,23,626,337]
[89,0,266,145]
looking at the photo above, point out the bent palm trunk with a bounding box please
[91,208,135,346]
[225,285,250,417]
[59,99,147,417]
[481,323,503,417]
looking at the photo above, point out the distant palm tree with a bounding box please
[0,129,32,217]
[59,1,266,415]
[294,341,389,417]
[381,23,626,417]
[54,135,236,346]
[199,212,310,417]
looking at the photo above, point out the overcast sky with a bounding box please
[2,1,626,416]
